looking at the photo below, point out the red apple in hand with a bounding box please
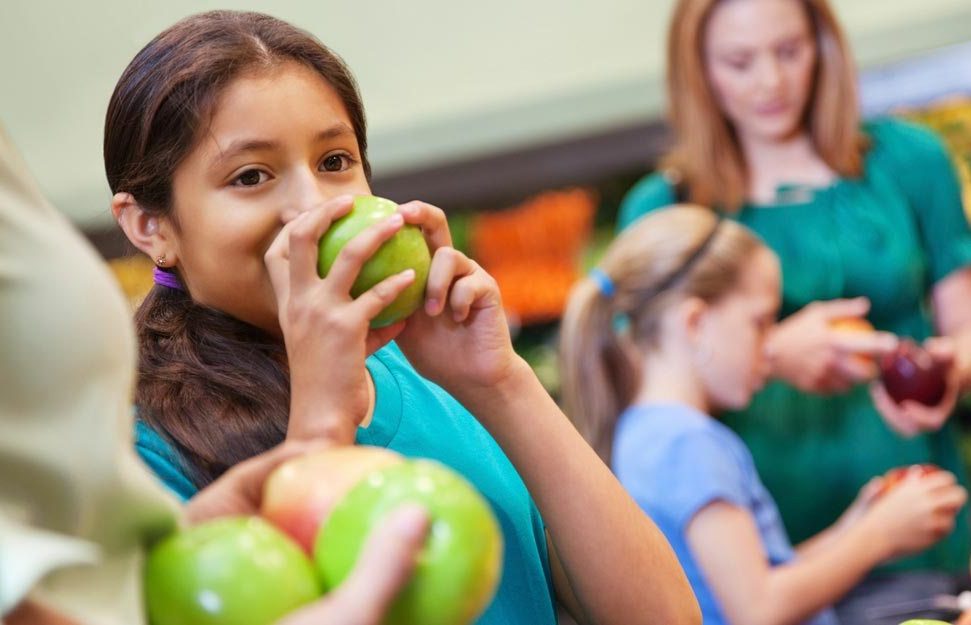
[877,464,941,497]
[879,340,948,406]
[262,446,404,553]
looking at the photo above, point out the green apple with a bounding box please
[315,460,503,625]
[898,621,951,625]
[145,516,320,625]
[318,195,431,328]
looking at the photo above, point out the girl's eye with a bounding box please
[320,154,351,172]
[233,169,268,187]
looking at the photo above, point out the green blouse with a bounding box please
[618,117,971,573]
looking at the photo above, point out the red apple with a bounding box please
[879,340,948,406]
[877,464,941,497]
[262,446,404,553]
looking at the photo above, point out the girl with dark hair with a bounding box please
[105,11,698,625]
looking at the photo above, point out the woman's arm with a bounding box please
[933,266,971,389]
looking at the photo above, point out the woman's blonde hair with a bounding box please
[664,0,867,211]
[559,206,765,459]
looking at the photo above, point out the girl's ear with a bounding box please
[676,295,710,344]
[112,192,179,268]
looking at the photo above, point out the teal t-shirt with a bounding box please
[136,341,557,625]
[617,117,971,573]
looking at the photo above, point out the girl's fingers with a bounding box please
[447,270,499,323]
[424,247,477,316]
[288,195,355,291]
[265,217,303,305]
[397,200,453,251]
[350,269,417,323]
[324,213,405,295]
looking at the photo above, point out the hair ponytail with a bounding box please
[559,280,640,461]
[134,286,290,486]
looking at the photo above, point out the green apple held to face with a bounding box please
[261,446,405,553]
[317,195,431,328]
[316,460,504,625]
[144,517,319,625]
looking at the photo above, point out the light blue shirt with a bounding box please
[612,402,840,625]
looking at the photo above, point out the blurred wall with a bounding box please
[1,0,969,227]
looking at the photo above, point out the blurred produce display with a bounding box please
[469,188,596,326]
[905,98,971,218]
[108,255,154,308]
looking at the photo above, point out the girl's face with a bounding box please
[168,62,370,333]
[703,0,817,144]
[695,247,781,411]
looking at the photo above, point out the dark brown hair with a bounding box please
[104,11,369,486]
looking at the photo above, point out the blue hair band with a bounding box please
[589,268,616,298]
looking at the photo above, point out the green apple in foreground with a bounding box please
[145,517,320,625]
[315,460,503,625]
[318,195,431,328]
[898,621,951,625]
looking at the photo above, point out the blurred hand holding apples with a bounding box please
[766,298,897,393]
[146,445,503,625]
[853,464,966,560]
[871,338,959,437]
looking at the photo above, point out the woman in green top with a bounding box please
[618,0,971,618]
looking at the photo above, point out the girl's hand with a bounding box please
[264,195,416,442]
[871,337,960,437]
[393,201,519,392]
[861,468,966,560]
[766,297,897,393]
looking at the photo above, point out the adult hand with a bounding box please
[766,297,896,393]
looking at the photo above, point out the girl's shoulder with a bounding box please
[134,418,198,501]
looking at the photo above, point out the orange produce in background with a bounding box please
[470,188,596,325]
